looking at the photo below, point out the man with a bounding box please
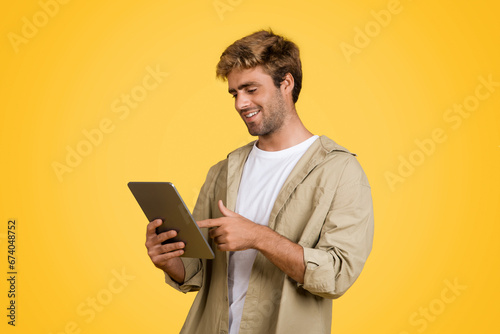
[145,29,374,334]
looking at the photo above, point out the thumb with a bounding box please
[218,200,238,217]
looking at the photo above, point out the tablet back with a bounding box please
[128,182,214,259]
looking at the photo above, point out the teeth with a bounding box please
[245,111,258,118]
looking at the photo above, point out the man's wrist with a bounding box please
[252,225,276,252]
[163,258,185,284]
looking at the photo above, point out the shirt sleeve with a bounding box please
[300,157,374,299]
[164,258,203,293]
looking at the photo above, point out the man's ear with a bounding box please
[280,73,295,97]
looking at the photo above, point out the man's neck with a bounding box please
[256,113,314,152]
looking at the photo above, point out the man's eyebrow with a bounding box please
[228,81,260,94]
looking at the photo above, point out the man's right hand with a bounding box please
[145,219,186,284]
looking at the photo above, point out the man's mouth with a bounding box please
[245,111,259,118]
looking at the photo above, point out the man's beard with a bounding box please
[246,90,287,137]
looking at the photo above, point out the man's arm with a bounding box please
[299,158,374,299]
[253,225,305,284]
[197,200,306,283]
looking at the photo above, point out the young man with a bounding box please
[145,30,374,334]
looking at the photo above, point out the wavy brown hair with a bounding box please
[216,29,303,103]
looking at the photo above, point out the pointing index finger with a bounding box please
[197,219,221,229]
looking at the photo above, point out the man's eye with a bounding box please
[232,94,237,99]
[248,89,256,94]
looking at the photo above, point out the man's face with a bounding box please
[227,66,288,137]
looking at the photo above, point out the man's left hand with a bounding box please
[197,200,262,252]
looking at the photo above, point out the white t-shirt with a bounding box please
[228,135,319,334]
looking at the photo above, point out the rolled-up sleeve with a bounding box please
[164,258,204,293]
[301,157,374,299]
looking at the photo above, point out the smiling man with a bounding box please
[145,29,374,334]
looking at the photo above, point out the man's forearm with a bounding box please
[254,225,305,284]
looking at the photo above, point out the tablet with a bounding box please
[128,182,214,259]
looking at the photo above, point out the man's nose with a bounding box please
[235,93,250,112]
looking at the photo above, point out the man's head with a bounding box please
[216,29,302,104]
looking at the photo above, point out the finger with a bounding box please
[147,238,183,259]
[197,219,222,229]
[146,219,163,237]
[156,230,178,244]
[161,241,185,254]
[147,219,162,234]
[146,230,177,250]
[213,235,227,245]
[152,249,184,266]
[216,243,228,252]
[208,225,225,239]
[218,200,238,218]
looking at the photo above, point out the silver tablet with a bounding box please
[128,182,214,259]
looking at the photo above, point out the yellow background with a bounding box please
[1,0,499,333]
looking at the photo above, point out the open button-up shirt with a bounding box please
[165,135,374,334]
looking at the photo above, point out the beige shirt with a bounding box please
[165,135,374,334]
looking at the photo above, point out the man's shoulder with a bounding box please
[304,135,359,170]
[313,136,370,188]
[316,135,356,157]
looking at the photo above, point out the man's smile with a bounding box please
[241,108,260,121]
[245,111,259,118]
